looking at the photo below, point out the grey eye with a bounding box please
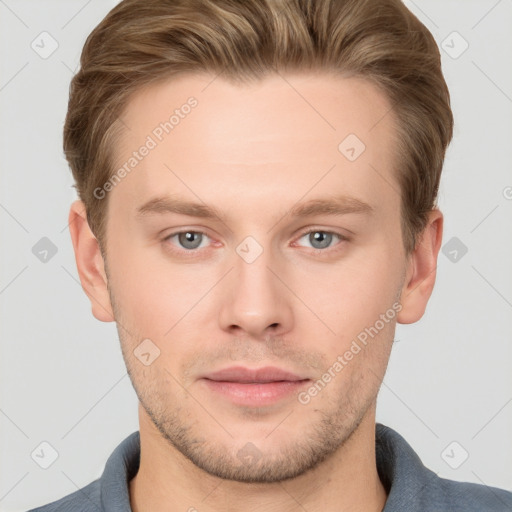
[308,231,333,249]
[177,231,204,250]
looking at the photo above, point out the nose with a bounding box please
[217,244,293,339]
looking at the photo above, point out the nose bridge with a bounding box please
[217,236,292,336]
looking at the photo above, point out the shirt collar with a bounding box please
[376,423,438,510]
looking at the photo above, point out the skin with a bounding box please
[69,72,443,512]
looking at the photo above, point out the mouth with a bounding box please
[200,366,311,407]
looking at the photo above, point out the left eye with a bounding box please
[296,230,344,250]
[165,231,210,250]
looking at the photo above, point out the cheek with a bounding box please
[303,249,401,355]
[309,254,399,316]
[107,244,194,334]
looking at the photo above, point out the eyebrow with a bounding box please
[135,194,374,221]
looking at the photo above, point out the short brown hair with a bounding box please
[63,0,453,255]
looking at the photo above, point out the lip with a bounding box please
[203,366,306,383]
[201,366,310,407]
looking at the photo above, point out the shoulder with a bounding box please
[25,430,140,512]
[376,423,512,511]
[427,473,512,511]
[25,478,101,512]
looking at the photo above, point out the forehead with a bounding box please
[109,72,399,220]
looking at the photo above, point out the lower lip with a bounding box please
[202,379,310,406]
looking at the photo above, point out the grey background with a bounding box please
[1,0,511,510]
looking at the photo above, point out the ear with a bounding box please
[397,208,443,324]
[68,200,115,322]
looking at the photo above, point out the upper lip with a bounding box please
[203,366,308,383]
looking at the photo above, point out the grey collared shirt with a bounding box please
[27,423,512,511]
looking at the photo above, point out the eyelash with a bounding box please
[162,228,348,257]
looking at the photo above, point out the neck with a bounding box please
[129,404,387,512]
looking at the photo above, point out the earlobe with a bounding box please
[397,209,443,325]
[68,200,115,322]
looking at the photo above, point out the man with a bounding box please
[29,0,512,510]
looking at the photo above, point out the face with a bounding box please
[98,72,410,482]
